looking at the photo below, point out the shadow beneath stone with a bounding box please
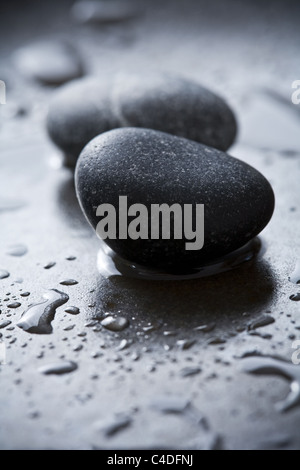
[93,256,277,339]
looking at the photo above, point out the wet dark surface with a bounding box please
[0,0,300,450]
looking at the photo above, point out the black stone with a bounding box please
[47,73,237,167]
[75,128,275,271]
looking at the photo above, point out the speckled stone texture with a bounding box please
[47,73,237,166]
[75,128,274,270]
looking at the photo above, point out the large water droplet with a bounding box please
[148,397,221,450]
[290,293,300,301]
[7,302,21,309]
[248,315,275,330]
[180,366,202,377]
[194,323,216,333]
[38,360,77,375]
[60,279,78,286]
[117,339,130,350]
[176,339,196,350]
[149,395,190,413]
[20,292,30,297]
[242,355,300,412]
[101,315,129,332]
[17,289,69,334]
[0,270,9,280]
[0,320,12,329]
[6,244,28,257]
[65,306,80,315]
[44,261,56,270]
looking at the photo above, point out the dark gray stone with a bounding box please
[75,127,275,271]
[47,73,237,166]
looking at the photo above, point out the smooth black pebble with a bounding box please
[47,73,237,167]
[75,128,275,271]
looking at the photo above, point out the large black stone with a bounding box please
[47,73,237,167]
[75,128,275,271]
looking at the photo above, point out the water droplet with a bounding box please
[289,261,300,284]
[242,355,300,411]
[248,315,275,330]
[94,415,132,437]
[0,320,12,329]
[73,344,83,352]
[59,279,78,286]
[290,293,300,301]
[20,292,30,297]
[38,360,77,375]
[149,395,190,413]
[6,244,27,257]
[194,323,216,333]
[163,330,177,337]
[91,351,104,359]
[208,337,227,345]
[66,256,76,261]
[0,270,9,280]
[248,331,273,340]
[7,302,21,309]
[146,363,156,372]
[17,289,69,334]
[142,321,161,332]
[131,352,140,361]
[180,366,202,377]
[63,324,75,331]
[176,339,196,350]
[117,339,129,350]
[44,261,56,269]
[101,315,129,332]
[65,306,80,315]
[85,320,99,327]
